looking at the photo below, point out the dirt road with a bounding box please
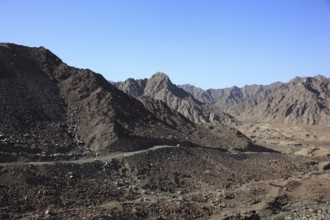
[0,145,176,166]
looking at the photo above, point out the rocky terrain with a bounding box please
[1,146,329,219]
[1,43,330,220]
[0,43,259,162]
[180,75,330,125]
[115,73,238,126]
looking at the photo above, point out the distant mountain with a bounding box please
[0,43,261,155]
[180,75,330,125]
[115,72,238,126]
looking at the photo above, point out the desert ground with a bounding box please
[1,123,330,220]
[240,122,330,155]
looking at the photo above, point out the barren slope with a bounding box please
[116,72,238,126]
[0,43,259,157]
[180,76,330,125]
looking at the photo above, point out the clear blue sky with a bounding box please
[1,0,330,89]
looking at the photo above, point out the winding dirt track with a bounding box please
[0,145,176,166]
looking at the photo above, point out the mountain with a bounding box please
[0,43,261,156]
[180,75,330,125]
[115,72,238,126]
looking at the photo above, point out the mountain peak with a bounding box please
[0,43,257,155]
[115,73,238,125]
[149,72,171,85]
[146,72,174,92]
[314,74,328,81]
[290,75,329,84]
[151,72,169,79]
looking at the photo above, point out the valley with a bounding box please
[239,122,330,155]
[0,43,329,219]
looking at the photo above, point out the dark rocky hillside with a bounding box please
[115,72,238,126]
[1,44,329,220]
[180,75,330,125]
[0,43,260,158]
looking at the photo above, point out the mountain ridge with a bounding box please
[115,72,239,126]
[179,75,330,125]
[0,43,260,157]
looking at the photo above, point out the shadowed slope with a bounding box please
[0,43,263,155]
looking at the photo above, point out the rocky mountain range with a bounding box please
[116,73,330,126]
[180,75,330,125]
[0,43,260,157]
[115,73,238,126]
[1,43,330,220]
